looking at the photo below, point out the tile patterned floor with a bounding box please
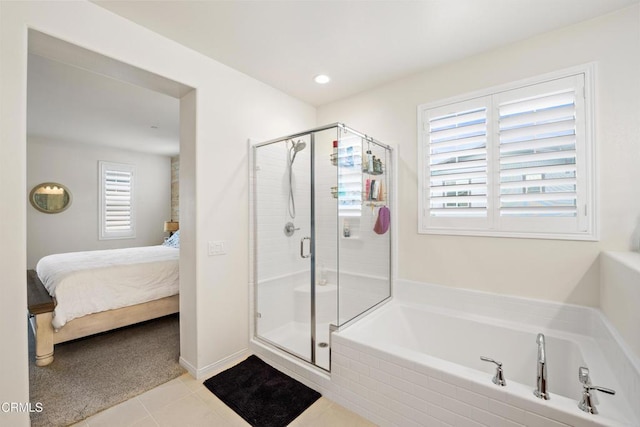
[72,373,376,426]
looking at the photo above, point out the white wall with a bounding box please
[318,5,640,308]
[600,251,640,359]
[27,138,171,268]
[0,2,315,423]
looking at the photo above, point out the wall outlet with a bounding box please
[208,240,226,256]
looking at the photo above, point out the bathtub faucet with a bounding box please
[534,333,550,400]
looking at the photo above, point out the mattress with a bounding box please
[36,245,179,329]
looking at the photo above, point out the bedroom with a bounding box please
[26,32,183,367]
[26,47,180,269]
[2,1,640,426]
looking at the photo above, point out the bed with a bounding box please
[27,235,180,367]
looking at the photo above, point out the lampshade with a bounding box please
[164,221,179,233]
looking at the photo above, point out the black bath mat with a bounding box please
[203,355,321,427]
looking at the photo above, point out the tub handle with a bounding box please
[480,356,506,386]
[577,366,616,414]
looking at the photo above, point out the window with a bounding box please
[418,65,596,240]
[99,161,136,239]
[337,136,362,217]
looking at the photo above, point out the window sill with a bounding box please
[419,228,598,242]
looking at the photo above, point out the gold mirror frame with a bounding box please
[29,182,72,214]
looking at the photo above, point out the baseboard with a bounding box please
[179,356,198,378]
[182,348,250,380]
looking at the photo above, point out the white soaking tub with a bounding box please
[332,296,639,426]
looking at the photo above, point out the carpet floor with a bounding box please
[28,313,185,427]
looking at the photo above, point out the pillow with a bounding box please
[163,230,180,248]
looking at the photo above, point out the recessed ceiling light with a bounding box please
[314,74,331,84]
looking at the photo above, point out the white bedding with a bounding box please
[36,245,179,329]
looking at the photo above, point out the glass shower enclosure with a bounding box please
[251,123,392,371]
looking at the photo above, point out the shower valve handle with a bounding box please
[284,222,300,237]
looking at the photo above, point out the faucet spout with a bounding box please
[536,333,545,364]
[534,333,550,400]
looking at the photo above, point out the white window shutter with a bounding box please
[104,169,133,231]
[418,65,595,240]
[495,75,587,234]
[337,136,362,217]
[100,161,136,239]
[422,97,492,231]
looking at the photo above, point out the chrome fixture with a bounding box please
[287,139,307,219]
[534,333,550,400]
[300,236,311,259]
[480,356,506,386]
[284,221,300,237]
[577,367,616,414]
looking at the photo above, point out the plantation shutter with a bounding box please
[100,162,136,239]
[495,75,587,233]
[105,170,133,230]
[419,67,594,239]
[422,97,491,230]
[337,136,362,217]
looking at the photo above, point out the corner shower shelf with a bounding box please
[363,168,383,175]
[330,154,384,175]
[364,201,387,207]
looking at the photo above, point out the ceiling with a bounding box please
[28,1,638,156]
[28,52,181,156]
[93,0,638,106]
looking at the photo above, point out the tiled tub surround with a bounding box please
[332,280,640,426]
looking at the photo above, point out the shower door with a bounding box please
[253,127,339,371]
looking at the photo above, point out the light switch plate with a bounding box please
[208,240,226,256]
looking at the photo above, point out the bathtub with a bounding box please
[332,295,639,426]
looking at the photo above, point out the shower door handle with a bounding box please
[300,237,311,259]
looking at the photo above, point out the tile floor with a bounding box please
[72,373,375,426]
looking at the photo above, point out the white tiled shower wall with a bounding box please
[254,140,311,281]
[253,133,391,284]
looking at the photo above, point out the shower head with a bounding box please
[289,140,306,164]
[291,140,306,152]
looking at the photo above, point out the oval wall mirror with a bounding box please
[29,182,72,214]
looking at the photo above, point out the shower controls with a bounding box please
[480,356,506,386]
[284,222,300,237]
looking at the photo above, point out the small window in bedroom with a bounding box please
[417,64,596,240]
[99,161,136,240]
